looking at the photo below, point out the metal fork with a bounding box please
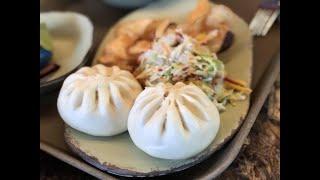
[249,0,280,36]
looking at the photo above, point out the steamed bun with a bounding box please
[128,82,220,159]
[57,64,142,136]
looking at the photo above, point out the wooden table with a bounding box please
[40,0,280,179]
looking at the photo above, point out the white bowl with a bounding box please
[40,12,93,95]
[102,0,155,9]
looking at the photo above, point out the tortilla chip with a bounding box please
[180,0,212,37]
[100,54,133,72]
[129,40,152,56]
[187,0,211,25]
[115,19,154,38]
[206,4,234,28]
[106,34,135,60]
[207,24,230,52]
[155,19,172,38]
[140,19,163,40]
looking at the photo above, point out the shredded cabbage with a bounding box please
[135,29,248,111]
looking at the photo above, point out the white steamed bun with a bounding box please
[128,82,220,159]
[57,64,142,136]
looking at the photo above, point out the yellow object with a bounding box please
[195,33,207,41]
[224,81,252,94]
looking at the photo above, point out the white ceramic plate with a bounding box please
[65,0,252,177]
[102,0,155,9]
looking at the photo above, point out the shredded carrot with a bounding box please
[224,76,247,87]
[224,81,252,94]
[195,33,207,42]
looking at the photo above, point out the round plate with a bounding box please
[40,12,93,95]
[65,0,252,177]
[102,0,155,9]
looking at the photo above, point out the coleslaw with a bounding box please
[134,29,250,111]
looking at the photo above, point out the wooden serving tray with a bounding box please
[40,0,280,179]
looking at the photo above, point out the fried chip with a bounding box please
[99,54,133,72]
[206,24,229,52]
[129,40,152,56]
[195,30,218,44]
[155,19,172,39]
[99,20,157,70]
[106,34,135,60]
[187,0,211,25]
[179,0,212,37]
[99,52,119,64]
[99,0,235,71]
[206,4,234,28]
[141,19,163,40]
[115,19,154,38]
[105,19,154,60]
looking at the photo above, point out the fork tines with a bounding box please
[249,1,280,36]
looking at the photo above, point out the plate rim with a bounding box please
[40,47,94,87]
[63,0,253,177]
[60,0,254,177]
[40,47,94,95]
[64,112,246,177]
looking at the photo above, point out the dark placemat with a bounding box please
[40,151,95,180]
